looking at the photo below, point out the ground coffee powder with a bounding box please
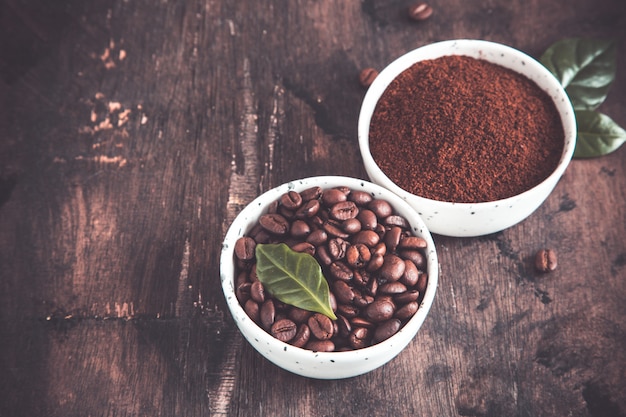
[369,55,565,203]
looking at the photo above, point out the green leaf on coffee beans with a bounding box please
[255,243,337,320]
[540,38,616,110]
[574,110,626,158]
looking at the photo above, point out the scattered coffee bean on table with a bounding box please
[359,68,379,88]
[535,248,557,272]
[408,3,433,21]
[233,186,429,352]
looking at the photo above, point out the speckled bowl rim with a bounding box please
[358,39,576,211]
[220,176,439,379]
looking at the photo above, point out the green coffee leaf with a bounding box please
[540,38,616,110]
[255,243,337,320]
[574,110,626,158]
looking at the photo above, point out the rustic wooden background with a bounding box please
[1,0,625,416]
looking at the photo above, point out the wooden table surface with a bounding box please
[1,0,625,416]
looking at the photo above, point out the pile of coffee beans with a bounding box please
[233,185,429,352]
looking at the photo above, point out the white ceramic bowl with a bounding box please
[358,39,577,237]
[220,176,438,379]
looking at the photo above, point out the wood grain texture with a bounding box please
[0,0,625,416]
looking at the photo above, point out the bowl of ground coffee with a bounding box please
[220,176,438,379]
[358,39,577,237]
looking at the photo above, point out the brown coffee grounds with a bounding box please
[369,55,565,203]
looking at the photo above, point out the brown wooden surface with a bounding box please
[1,0,625,416]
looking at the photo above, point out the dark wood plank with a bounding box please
[1,0,625,416]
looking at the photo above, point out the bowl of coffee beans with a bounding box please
[358,39,577,237]
[220,176,438,379]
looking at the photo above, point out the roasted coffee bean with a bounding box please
[348,190,374,206]
[322,188,347,206]
[328,238,349,260]
[351,317,375,329]
[400,259,419,286]
[535,248,557,272]
[395,301,419,320]
[359,67,378,88]
[356,209,378,230]
[394,289,421,304]
[260,299,276,329]
[365,254,385,272]
[368,199,393,218]
[234,236,256,261]
[316,245,333,267]
[337,303,359,318]
[330,201,359,221]
[374,223,387,238]
[379,281,407,295]
[336,315,352,338]
[244,299,260,323]
[353,291,374,308]
[333,280,355,304]
[346,243,371,268]
[290,220,311,239]
[373,319,401,343]
[236,282,252,303]
[259,213,289,234]
[398,236,428,249]
[295,199,320,218]
[342,218,362,234]
[380,254,406,282]
[251,229,271,244]
[399,249,426,269]
[323,221,350,239]
[408,2,433,21]
[364,298,395,322]
[384,215,410,229]
[416,272,428,294]
[250,281,265,303]
[306,339,335,352]
[330,261,354,281]
[353,269,369,286]
[291,324,311,348]
[271,319,297,342]
[306,229,328,246]
[384,226,403,252]
[372,242,387,256]
[280,190,303,210]
[329,292,338,312]
[291,241,315,256]
[349,327,371,349]
[352,230,380,247]
[300,186,322,201]
[308,313,334,340]
[288,306,312,323]
[367,275,379,296]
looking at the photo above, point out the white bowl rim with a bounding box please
[357,39,577,208]
[220,175,439,370]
